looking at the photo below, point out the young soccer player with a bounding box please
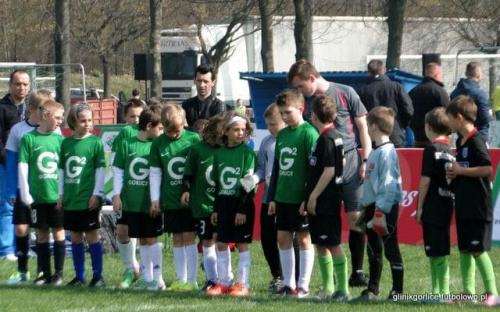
[206,111,256,297]
[181,113,226,291]
[445,95,498,306]
[268,89,319,298]
[58,103,106,287]
[5,90,53,284]
[18,100,65,285]
[358,106,404,300]
[113,105,165,291]
[306,95,350,301]
[149,104,201,291]
[415,107,454,295]
[112,98,145,288]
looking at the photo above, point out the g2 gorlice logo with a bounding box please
[129,157,149,185]
[37,152,59,179]
[65,156,87,183]
[168,156,186,185]
[219,166,241,195]
[205,165,216,192]
[279,147,297,176]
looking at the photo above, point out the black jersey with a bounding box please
[420,140,454,225]
[454,130,492,221]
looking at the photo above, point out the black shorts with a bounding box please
[31,203,64,229]
[127,211,164,238]
[64,208,101,232]
[275,202,309,232]
[422,222,450,257]
[309,214,341,246]
[116,209,129,226]
[216,196,254,244]
[195,216,216,240]
[456,220,492,252]
[13,195,31,225]
[163,209,196,234]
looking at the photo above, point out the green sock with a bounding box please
[459,253,476,294]
[318,255,334,295]
[333,254,348,295]
[474,252,498,296]
[429,258,439,294]
[434,256,450,295]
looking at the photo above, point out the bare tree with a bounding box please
[386,0,407,69]
[54,0,71,110]
[258,0,274,72]
[293,0,313,62]
[150,0,163,98]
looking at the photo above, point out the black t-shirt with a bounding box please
[305,127,344,215]
[454,130,492,221]
[420,140,454,225]
[182,95,225,128]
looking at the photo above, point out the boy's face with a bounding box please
[225,121,247,146]
[446,113,460,133]
[290,75,316,97]
[278,104,303,128]
[147,123,164,139]
[164,123,184,140]
[265,116,285,138]
[125,107,143,125]
[367,122,377,140]
[40,107,64,131]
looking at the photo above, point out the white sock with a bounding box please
[238,251,251,288]
[131,238,140,272]
[279,248,296,289]
[298,248,315,291]
[149,243,163,282]
[227,246,234,281]
[203,245,218,283]
[173,246,187,282]
[217,249,231,287]
[185,244,198,284]
[139,245,152,282]
[117,240,135,271]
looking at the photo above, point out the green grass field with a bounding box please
[0,240,497,311]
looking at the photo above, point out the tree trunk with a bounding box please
[100,54,111,99]
[386,0,407,69]
[293,0,313,62]
[149,0,163,98]
[54,0,71,111]
[258,0,274,72]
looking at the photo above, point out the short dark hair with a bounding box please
[425,107,450,135]
[465,62,482,79]
[275,89,304,108]
[367,106,395,136]
[367,59,385,76]
[446,95,477,123]
[132,88,140,97]
[138,105,162,131]
[195,64,216,80]
[287,59,320,85]
[312,94,337,123]
[124,98,146,116]
[9,70,29,83]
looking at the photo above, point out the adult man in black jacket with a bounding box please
[182,64,226,128]
[409,63,449,147]
[359,60,414,147]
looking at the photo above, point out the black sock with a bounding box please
[37,242,51,278]
[16,235,30,273]
[349,230,365,274]
[390,263,404,293]
[53,240,66,275]
[293,235,300,283]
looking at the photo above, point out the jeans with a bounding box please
[0,164,15,256]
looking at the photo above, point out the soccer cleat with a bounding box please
[133,276,148,290]
[349,273,369,287]
[312,289,332,300]
[89,277,106,288]
[387,290,401,301]
[229,283,250,297]
[6,271,30,285]
[372,209,389,237]
[268,278,283,294]
[34,273,51,286]
[275,286,298,296]
[51,272,64,286]
[146,279,166,291]
[482,293,499,307]
[294,287,310,299]
[357,289,380,301]
[67,277,85,287]
[1,254,18,262]
[201,280,217,292]
[119,270,136,288]
[332,291,352,302]
[206,283,230,296]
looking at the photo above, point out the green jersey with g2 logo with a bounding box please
[18,130,64,203]
[59,135,106,211]
[112,124,139,153]
[113,136,152,213]
[150,130,200,211]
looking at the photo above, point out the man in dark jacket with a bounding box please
[0,70,30,261]
[182,64,225,128]
[409,63,450,147]
[359,59,414,147]
[450,62,492,139]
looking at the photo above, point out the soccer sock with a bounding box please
[434,256,449,295]
[279,248,296,289]
[318,255,334,295]
[173,246,187,282]
[474,252,498,296]
[37,242,51,278]
[227,246,234,281]
[149,243,163,282]
[217,249,231,287]
[202,245,218,283]
[88,242,103,279]
[390,262,404,293]
[429,258,439,294]
[333,254,348,295]
[16,235,29,273]
[53,240,66,275]
[185,243,198,284]
[72,242,86,281]
[238,251,251,288]
[459,253,476,294]
[139,245,152,282]
[117,240,135,271]
[130,238,140,272]
[298,248,314,292]
[349,230,365,275]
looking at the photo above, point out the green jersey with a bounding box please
[59,135,106,211]
[150,130,200,211]
[274,122,319,204]
[213,143,256,198]
[18,130,64,203]
[184,141,219,218]
[113,136,152,213]
[112,124,139,153]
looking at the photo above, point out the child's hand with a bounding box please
[299,201,307,216]
[113,195,122,213]
[235,213,246,226]
[88,195,100,210]
[307,197,317,216]
[150,200,160,217]
[446,161,459,180]
[180,192,190,207]
[268,201,276,216]
[56,195,63,210]
[211,213,218,226]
